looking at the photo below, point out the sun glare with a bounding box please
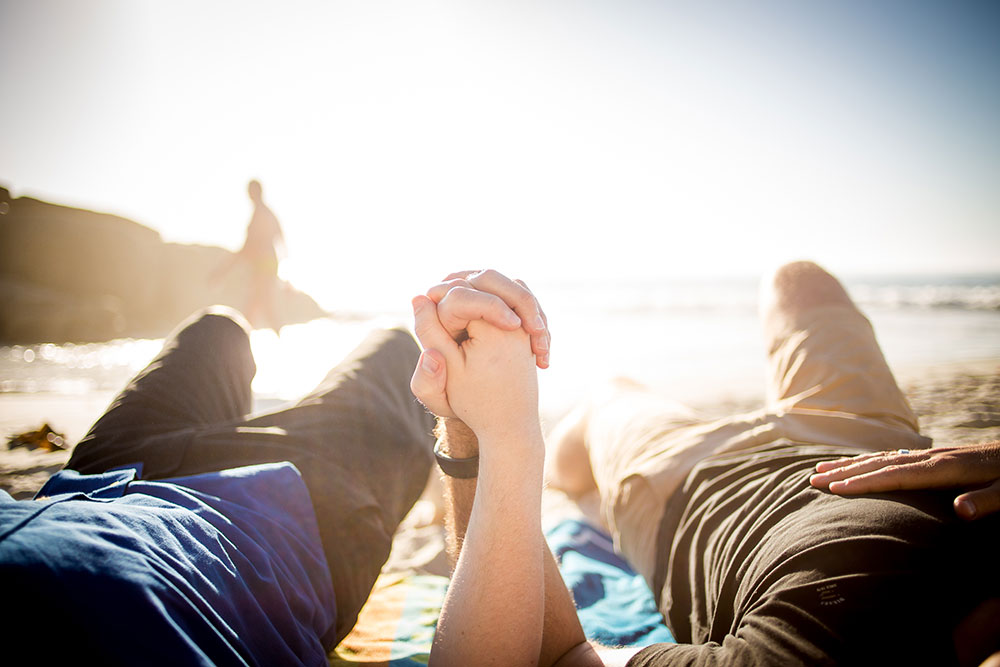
[1,0,997,291]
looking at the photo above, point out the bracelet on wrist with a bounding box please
[433,438,479,479]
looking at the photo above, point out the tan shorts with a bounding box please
[585,303,931,588]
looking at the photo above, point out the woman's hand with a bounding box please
[809,440,1000,520]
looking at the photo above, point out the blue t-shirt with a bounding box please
[0,462,336,666]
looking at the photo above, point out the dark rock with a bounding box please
[0,185,327,343]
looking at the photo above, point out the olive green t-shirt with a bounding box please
[628,442,999,666]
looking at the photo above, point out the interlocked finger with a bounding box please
[427,278,475,304]
[464,270,550,367]
[425,269,552,369]
[437,287,522,340]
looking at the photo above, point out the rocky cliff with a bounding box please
[0,186,327,343]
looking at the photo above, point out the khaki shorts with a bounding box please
[585,303,931,588]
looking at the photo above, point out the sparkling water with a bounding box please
[2,275,998,424]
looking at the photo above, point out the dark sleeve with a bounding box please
[624,604,836,667]
[627,642,730,667]
[626,571,961,666]
[623,616,835,667]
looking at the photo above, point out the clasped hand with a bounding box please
[409,269,549,443]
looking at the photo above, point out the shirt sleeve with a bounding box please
[626,570,960,666]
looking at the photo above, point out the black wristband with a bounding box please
[433,439,479,479]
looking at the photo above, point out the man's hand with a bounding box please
[410,269,550,420]
[809,440,1000,520]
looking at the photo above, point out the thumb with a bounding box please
[955,478,1000,520]
[410,348,455,418]
[412,295,460,361]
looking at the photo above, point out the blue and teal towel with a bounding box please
[547,518,674,647]
[331,518,673,665]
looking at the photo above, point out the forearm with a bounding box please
[540,543,590,665]
[434,418,591,666]
[435,418,478,564]
[432,427,547,666]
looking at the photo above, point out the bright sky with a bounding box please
[2,0,999,311]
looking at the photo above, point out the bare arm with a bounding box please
[433,417,477,563]
[810,440,1000,520]
[419,317,545,666]
[432,417,598,666]
[411,276,598,666]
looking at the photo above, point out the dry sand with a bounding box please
[2,361,999,501]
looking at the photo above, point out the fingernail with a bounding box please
[421,353,440,374]
[505,310,521,327]
[537,333,549,352]
[532,314,545,331]
[411,297,424,313]
[956,498,976,519]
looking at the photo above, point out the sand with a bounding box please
[2,360,999,501]
[0,392,114,499]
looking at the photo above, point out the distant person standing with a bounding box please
[212,180,286,333]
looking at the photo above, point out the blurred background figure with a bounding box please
[212,180,286,333]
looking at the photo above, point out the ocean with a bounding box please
[2,274,999,424]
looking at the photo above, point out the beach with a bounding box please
[3,355,998,501]
[3,274,1000,499]
[1,288,999,658]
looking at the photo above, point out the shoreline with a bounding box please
[2,357,998,501]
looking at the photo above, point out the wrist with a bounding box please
[472,414,543,450]
[478,424,545,467]
[434,439,480,479]
[435,417,479,458]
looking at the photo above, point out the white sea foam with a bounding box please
[538,276,1000,316]
[849,283,1000,311]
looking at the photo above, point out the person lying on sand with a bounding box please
[2,262,997,665]
[411,263,1000,666]
[0,286,546,665]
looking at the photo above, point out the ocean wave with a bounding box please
[542,280,1000,316]
[849,284,1000,311]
